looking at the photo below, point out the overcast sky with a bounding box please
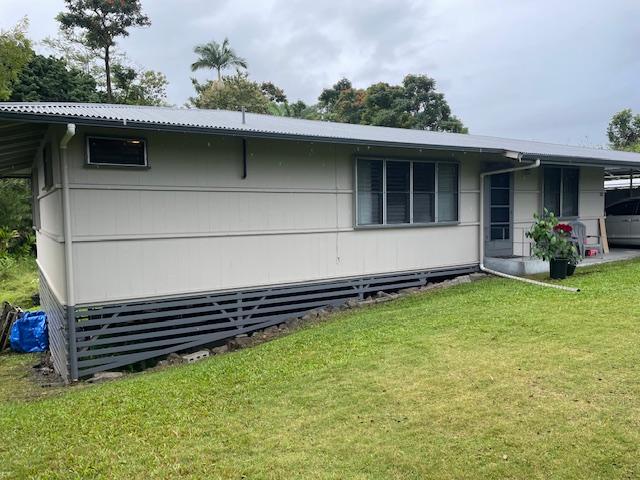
[1,0,639,146]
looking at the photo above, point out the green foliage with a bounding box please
[9,54,101,102]
[111,63,168,106]
[260,81,287,103]
[526,209,578,262]
[288,100,316,119]
[316,74,467,133]
[190,73,270,113]
[0,255,37,306]
[607,109,640,151]
[2,259,640,477]
[191,38,247,81]
[0,17,33,101]
[0,179,32,234]
[56,0,151,100]
[0,180,35,259]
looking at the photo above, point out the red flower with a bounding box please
[553,224,573,234]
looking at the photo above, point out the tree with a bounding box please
[191,38,247,81]
[0,179,32,234]
[190,73,270,113]
[9,55,101,102]
[314,74,467,133]
[402,74,467,133]
[111,63,168,106]
[318,78,356,116]
[289,100,313,118]
[56,0,150,102]
[608,109,640,151]
[260,82,287,103]
[0,17,33,101]
[360,82,412,128]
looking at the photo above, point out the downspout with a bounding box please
[59,123,78,380]
[479,154,579,293]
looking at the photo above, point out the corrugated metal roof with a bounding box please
[1,102,640,167]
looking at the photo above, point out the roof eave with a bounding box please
[2,110,639,168]
[0,111,509,156]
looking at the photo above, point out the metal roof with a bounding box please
[1,102,640,169]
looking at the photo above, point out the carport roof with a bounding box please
[1,102,640,171]
[0,120,46,177]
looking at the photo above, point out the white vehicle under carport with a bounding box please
[606,198,640,246]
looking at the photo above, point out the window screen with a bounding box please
[437,163,459,222]
[87,137,147,167]
[386,161,410,224]
[355,159,459,226]
[356,159,383,225]
[543,166,578,217]
[543,167,561,215]
[413,162,435,223]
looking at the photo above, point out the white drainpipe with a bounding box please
[479,154,579,293]
[59,123,78,379]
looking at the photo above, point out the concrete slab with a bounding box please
[485,247,640,276]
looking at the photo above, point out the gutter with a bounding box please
[479,153,579,293]
[59,123,79,379]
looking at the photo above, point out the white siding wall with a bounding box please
[34,127,67,304]
[60,126,483,304]
[33,125,607,306]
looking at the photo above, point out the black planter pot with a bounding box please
[566,263,577,276]
[550,258,569,279]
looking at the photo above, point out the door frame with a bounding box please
[483,172,514,257]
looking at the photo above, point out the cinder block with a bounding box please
[181,350,210,363]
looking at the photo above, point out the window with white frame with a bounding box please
[356,158,459,226]
[543,166,579,217]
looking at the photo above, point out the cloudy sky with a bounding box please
[1,0,639,146]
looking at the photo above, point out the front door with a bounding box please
[484,173,513,257]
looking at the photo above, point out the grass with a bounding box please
[1,260,640,479]
[0,255,38,307]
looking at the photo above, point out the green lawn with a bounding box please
[0,255,38,307]
[1,260,640,479]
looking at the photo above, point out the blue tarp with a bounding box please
[9,311,48,353]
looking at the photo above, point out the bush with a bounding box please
[526,209,579,262]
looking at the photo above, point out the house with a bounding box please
[1,102,639,381]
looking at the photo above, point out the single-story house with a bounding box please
[1,102,639,381]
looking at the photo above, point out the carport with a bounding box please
[0,121,47,178]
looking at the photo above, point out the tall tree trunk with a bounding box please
[217,67,221,82]
[105,46,113,101]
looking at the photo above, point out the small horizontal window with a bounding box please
[86,136,147,167]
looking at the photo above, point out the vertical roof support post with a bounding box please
[60,123,78,381]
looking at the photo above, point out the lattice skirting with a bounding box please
[49,264,477,380]
[39,271,70,382]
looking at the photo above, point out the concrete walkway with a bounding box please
[579,248,640,267]
[485,247,640,275]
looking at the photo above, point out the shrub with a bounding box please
[526,209,579,261]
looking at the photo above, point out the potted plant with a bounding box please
[550,223,574,279]
[526,210,578,279]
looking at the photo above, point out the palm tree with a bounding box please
[191,38,248,81]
